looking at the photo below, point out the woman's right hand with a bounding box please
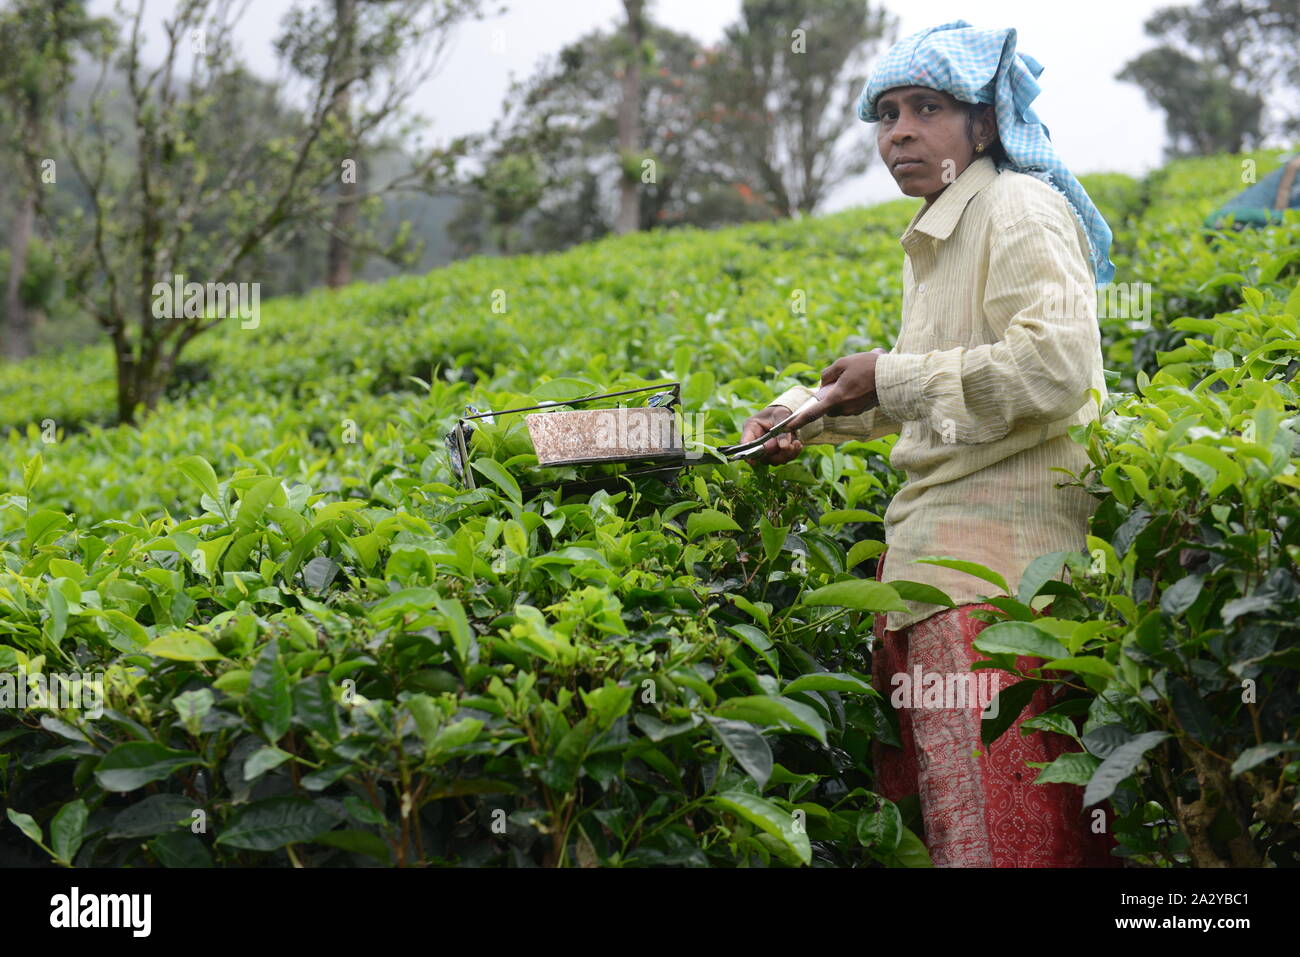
[740,405,802,464]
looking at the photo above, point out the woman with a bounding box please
[741,20,1121,867]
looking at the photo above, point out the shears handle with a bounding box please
[716,391,824,458]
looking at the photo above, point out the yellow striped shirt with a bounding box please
[770,155,1108,632]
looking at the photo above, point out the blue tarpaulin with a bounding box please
[1204,153,1300,229]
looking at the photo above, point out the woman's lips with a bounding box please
[894,160,924,173]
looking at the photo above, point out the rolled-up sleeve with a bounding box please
[873,211,1098,445]
[769,382,901,445]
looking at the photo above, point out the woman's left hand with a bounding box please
[782,348,886,433]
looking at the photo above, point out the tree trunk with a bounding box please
[4,191,36,360]
[615,0,644,235]
[113,338,140,426]
[326,0,359,288]
[327,158,359,287]
[111,325,162,426]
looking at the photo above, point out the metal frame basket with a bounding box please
[445,382,705,499]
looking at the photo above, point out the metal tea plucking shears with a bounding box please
[714,390,826,459]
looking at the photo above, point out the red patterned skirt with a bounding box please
[870,550,1122,867]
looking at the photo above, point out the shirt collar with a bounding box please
[900,155,999,250]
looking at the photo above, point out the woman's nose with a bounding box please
[890,115,917,143]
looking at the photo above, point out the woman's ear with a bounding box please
[977,106,998,150]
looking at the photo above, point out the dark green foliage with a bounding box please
[1,149,1297,867]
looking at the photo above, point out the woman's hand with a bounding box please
[740,405,802,464]
[782,348,887,434]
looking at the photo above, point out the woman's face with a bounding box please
[875,86,995,205]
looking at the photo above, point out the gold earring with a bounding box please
[976,143,985,154]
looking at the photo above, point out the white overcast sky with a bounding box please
[92,0,1276,212]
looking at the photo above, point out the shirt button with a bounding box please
[917,282,926,293]
[902,425,912,438]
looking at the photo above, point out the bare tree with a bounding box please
[277,0,503,288]
[51,0,489,424]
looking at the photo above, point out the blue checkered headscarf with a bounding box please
[859,20,1116,286]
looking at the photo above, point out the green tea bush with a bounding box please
[1,150,1296,867]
